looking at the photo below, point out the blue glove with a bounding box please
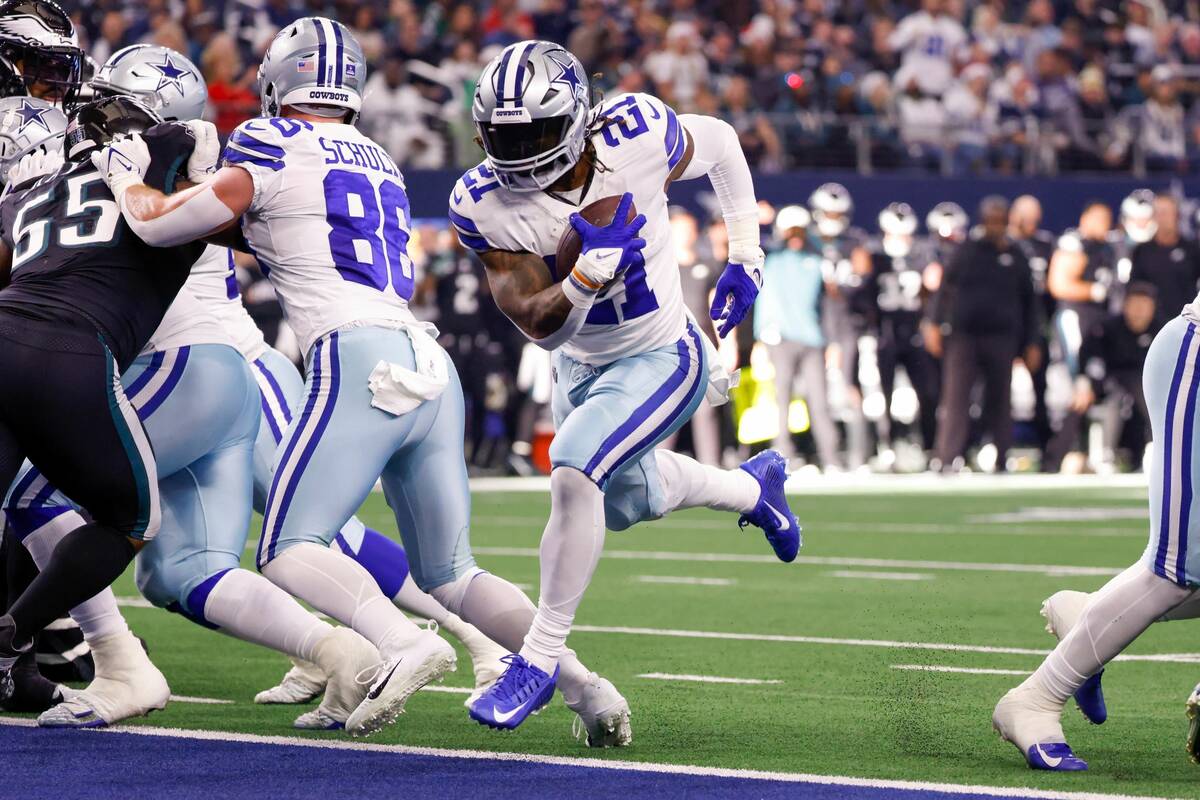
[568,192,647,282]
[709,261,762,338]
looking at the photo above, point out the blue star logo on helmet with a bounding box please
[151,54,189,93]
[547,54,584,100]
[16,99,49,133]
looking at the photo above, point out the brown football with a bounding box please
[554,194,637,281]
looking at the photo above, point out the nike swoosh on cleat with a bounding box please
[1034,743,1062,768]
[366,660,402,701]
[492,697,534,724]
[764,501,791,531]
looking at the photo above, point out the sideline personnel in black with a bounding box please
[1130,193,1200,333]
[926,196,1040,473]
[0,97,205,688]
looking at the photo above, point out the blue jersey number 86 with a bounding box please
[323,168,414,300]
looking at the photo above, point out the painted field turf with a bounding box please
[9,484,1200,799]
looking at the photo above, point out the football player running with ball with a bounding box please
[450,41,802,733]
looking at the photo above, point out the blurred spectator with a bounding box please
[201,32,257,135]
[755,206,841,470]
[896,76,946,169]
[887,0,967,96]
[1044,283,1157,472]
[943,63,995,174]
[1130,194,1200,330]
[1049,201,1118,375]
[928,197,1039,472]
[360,54,435,168]
[644,20,709,111]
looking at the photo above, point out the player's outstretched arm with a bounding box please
[91,133,251,247]
[671,113,764,337]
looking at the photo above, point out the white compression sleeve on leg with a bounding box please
[121,182,235,247]
[519,468,606,674]
[261,542,423,659]
[201,568,333,663]
[392,573,451,625]
[22,509,129,641]
[655,450,760,515]
[1028,562,1191,704]
[1161,588,1200,620]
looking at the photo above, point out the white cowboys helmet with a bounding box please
[0,94,62,174]
[1120,188,1157,244]
[774,205,811,237]
[879,202,918,258]
[927,201,968,241]
[809,182,852,238]
[92,45,206,123]
[258,17,365,124]
[473,40,591,192]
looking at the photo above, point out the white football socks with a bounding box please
[1025,562,1191,705]
[519,468,605,675]
[261,542,423,659]
[21,509,130,641]
[392,573,452,626]
[655,450,759,515]
[200,568,333,663]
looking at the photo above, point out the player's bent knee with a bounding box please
[427,566,486,615]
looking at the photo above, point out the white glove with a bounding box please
[90,133,150,204]
[182,119,220,183]
[563,247,622,308]
[6,147,64,188]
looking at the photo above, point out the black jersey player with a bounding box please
[0,97,205,691]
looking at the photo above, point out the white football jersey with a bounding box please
[1184,291,1200,325]
[224,117,420,355]
[185,244,268,360]
[449,92,688,366]
[139,282,231,356]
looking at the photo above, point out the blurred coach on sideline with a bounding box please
[925,196,1040,473]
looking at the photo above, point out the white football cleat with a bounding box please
[1041,590,1091,639]
[345,625,456,737]
[1187,683,1200,764]
[565,673,632,747]
[993,682,1086,771]
[294,628,379,730]
[38,630,169,728]
[256,658,327,705]
[449,621,508,708]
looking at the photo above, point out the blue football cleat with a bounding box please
[468,655,557,731]
[738,450,802,562]
[1025,742,1089,771]
[1074,670,1106,725]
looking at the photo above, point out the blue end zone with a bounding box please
[2,723,1060,800]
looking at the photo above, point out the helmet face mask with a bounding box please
[472,41,591,192]
[879,201,917,256]
[927,202,968,242]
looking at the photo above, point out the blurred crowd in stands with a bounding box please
[62,0,1200,175]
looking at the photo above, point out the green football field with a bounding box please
[16,481,1200,799]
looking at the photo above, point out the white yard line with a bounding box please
[472,545,1124,577]
[638,673,782,685]
[569,624,1200,665]
[891,665,1031,677]
[828,570,932,581]
[470,473,1150,495]
[633,575,736,586]
[420,685,472,695]
[112,596,1200,665]
[170,695,234,705]
[0,716,1176,800]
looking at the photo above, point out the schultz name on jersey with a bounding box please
[449,92,688,366]
[221,116,421,355]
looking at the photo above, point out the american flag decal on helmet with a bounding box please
[296,58,315,73]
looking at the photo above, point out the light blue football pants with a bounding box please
[256,326,474,591]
